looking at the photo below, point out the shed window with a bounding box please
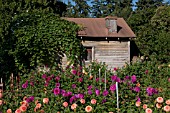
[82,47,94,61]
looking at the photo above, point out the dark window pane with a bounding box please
[83,47,92,61]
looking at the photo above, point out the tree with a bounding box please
[151,5,170,32]
[0,0,81,78]
[101,0,115,17]
[0,0,67,51]
[91,0,133,19]
[128,0,170,63]
[91,0,115,17]
[114,0,133,20]
[136,0,163,10]
[64,1,74,17]
[128,0,163,32]
[70,0,91,17]
[0,0,19,77]
[91,0,103,17]
[149,6,170,63]
[8,12,82,74]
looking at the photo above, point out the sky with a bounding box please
[61,0,139,11]
[62,0,169,5]
[62,0,138,5]
[61,0,169,11]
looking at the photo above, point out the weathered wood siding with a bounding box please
[82,41,130,69]
[62,41,130,69]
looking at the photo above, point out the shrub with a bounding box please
[0,61,169,112]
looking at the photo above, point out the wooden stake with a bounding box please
[0,78,3,92]
[105,71,106,90]
[10,73,14,92]
[89,66,91,77]
[116,82,119,112]
[99,68,101,83]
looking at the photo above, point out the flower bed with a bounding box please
[0,61,170,113]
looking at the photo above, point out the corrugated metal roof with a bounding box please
[65,17,136,38]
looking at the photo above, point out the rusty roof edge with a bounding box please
[77,35,135,38]
[105,16,118,20]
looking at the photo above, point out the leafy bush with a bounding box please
[0,11,83,80]
[0,61,170,112]
[128,6,170,64]
[9,12,82,73]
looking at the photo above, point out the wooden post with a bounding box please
[116,82,119,112]
[0,78,3,93]
[10,73,14,92]
[128,41,130,64]
[99,68,101,83]
[98,68,101,90]
[92,46,95,61]
[105,70,106,90]
[89,65,91,77]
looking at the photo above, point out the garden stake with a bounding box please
[95,74,96,82]
[0,78,3,91]
[116,82,119,113]
[10,73,14,92]
[0,78,3,101]
[99,68,102,90]
[99,68,101,82]
[105,70,106,90]
[90,65,91,77]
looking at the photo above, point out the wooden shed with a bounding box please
[65,16,136,69]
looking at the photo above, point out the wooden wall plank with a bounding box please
[127,41,130,64]
[62,41,130,69]
[82,41,128,47]
[82,41,130,69]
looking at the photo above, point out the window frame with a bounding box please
[83,46,95,63]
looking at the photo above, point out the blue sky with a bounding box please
[62,0,169,5]
[62,0,138,5]
[61,0,139,11]
[61,0,169,11]
[61,0,154,9]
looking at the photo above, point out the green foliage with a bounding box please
[149,6,170,63]
[151,6,170,31]
[113,0,133,20]
[118,61,170,88]
[8,12,81,73]
[64,1,74,17]
[100,0,116,17]
[128,1,170,63]
[1,61,170,112]
[65,0,91,17]
[0,0,76,77]
[117,61,170,108]
[128,0,163,32]
[91,0,103,17]
[91,0,133,19]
